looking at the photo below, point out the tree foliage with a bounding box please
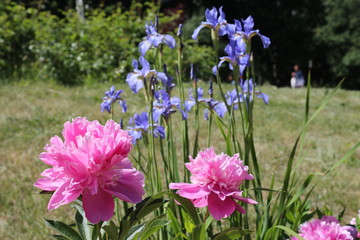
[314,0,360,89]
[2,0,360,89]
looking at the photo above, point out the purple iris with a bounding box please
[127,112,165,145]
[153,90,187,121]
[204,99,227,120]
[218,38,250,75]
[226,88,243,110]
[100,86,127,113]
[184,87,206,112]
[126,56,167,93]
[241,78,269,104]
[192,6,227,39]
[139,22,176,56]
[226,16,270,48]
[161,64,176,93]
[177,24,183,37]
[185,87,227,120]
[225,79,268,108]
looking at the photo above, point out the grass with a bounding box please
[0,81,359,239]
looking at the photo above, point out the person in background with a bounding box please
[294,65,305,87]
[290,65,305,88]
[290,71,296,88]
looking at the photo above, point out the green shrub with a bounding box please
[0,1,216,85]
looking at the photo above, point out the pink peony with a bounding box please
[291,216,355,240]
[34,117,145,223]
[169,147,257,220]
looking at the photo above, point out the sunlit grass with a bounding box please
[0,81,359,239]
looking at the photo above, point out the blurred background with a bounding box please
[1,0,359,89]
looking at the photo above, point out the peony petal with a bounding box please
[232,194,258,205]
[234,201,246,214]
[207,192,236,220]
[192,197,208,208]
[34,176,64,191]
[48,181,82,210]
[169,182,195,190]
[177,185,210,199]
[82,187,114,224]
[104,169,144,203]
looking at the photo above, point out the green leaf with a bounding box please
[191,224,206,240]
[51,235,68,240]
[167,192,200,225]
[166,207,182,238]
[74,204,94,240]
[277,78,345,225]
[337,204,346,222]
[103,221,118,240]
[286,173,322,208]
[286,211,296,224]
[326,141,360,174]
[125,224,145,240]
[119,220,131,240]
[181,209,195,233]
[119,196,168,240]
[138,219,169,240]
[204,215,213,231]
[91,223,99,240]
[264,225,305,240]
[44,219,82,240]
[124,197,168,223]
[213,228,251,240]
[214,115,228,139]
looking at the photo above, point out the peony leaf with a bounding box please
[74,204,94,240]
[124,223,145,240]
[167,192,201,225]
[44,219,82,240]
[191,224,206,240]
[213,228,251,240]
[103,221,118,240]
[138,218,169,240]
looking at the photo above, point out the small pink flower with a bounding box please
[34,117,145,223]
[291,216,355,240]
[169,148,257,220]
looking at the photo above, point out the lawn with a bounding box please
[0,81,359,239]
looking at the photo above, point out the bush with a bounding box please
[0,1,216,85]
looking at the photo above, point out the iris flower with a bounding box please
[218,39,250,75]
[100,86,127,113]
[126,56,167,93]
[127,112,165,144]
[184,87,206,112]
[185,87,227,120]
[227,16,270,48]
[139,22,176,56]
[204,99,227,120]
[241,79,269,104]
[192,6,227,39]
[226,89,244,109]
[153,90,187,122]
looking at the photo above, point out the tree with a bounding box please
[314,0,360,88]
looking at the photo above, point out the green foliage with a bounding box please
[44,197,168,240]
[0,1,214,84]
[315,0,360,88]
[0,1,36,79]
